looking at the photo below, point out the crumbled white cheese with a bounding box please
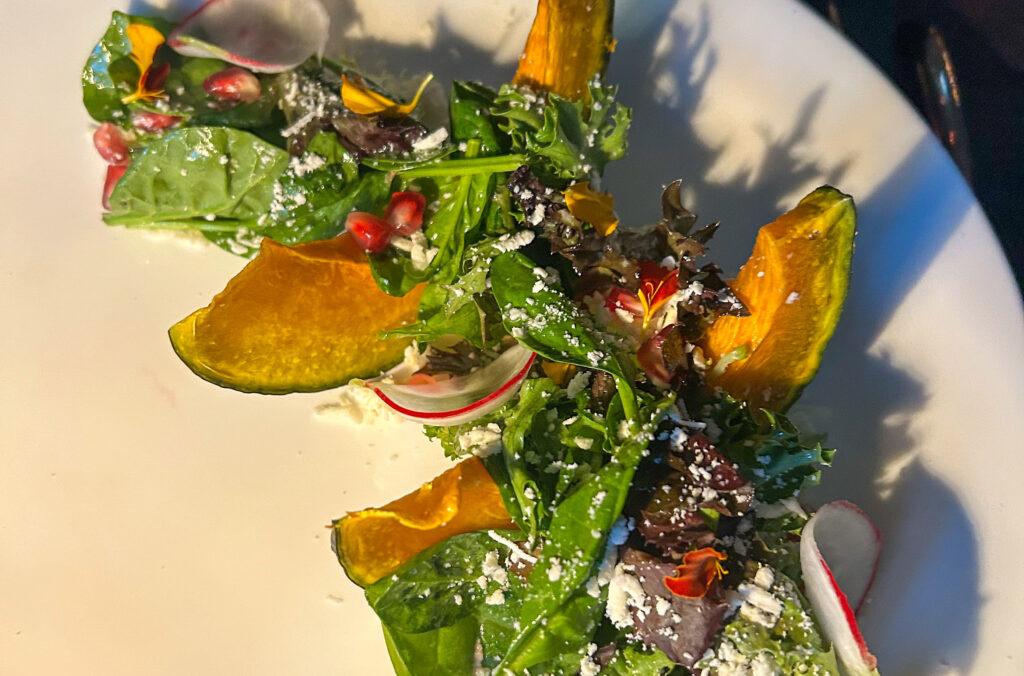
[484,589,505,605]
[458,423,502,458]
[481,550,508,587]
[412,127,449,151]
[737,582,784,628]
[606,563,647,628]
[566,371,591,398]
[314,385,402,425]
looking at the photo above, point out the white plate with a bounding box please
[2,1,1023,674]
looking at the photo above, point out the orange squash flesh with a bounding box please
[512,0,614,100]
[169,233,422,394]
[702,186,856,412]
[334,457,516,587]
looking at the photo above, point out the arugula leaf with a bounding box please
[699,568,840,675]
[365,530,520,633]
[501,378,564,535]
[103,127,288,228]
[492,80,631,184]
[383,234,523,347]
[602,644,677,675]
[82,11,174,122]
[381,615,478,676]
[369,168,494,297]
[711,395,836,502]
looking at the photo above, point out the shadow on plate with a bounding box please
[125,0,981,672]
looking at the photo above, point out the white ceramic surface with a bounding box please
[2,1,1023,674]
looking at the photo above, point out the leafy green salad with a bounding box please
[82,1,880,674]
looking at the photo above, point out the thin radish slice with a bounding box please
[167,0,329,73]
[801,500,882,676]
[368,345,536,426]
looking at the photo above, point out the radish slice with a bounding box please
[801,500,882,676]
[167,0,329,73]
[368,345,536,426]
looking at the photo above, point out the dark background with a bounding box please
[803,0,1023,289]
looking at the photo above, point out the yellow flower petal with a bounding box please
[541,360,577,387]
[564,181,618,236]
[341,73,433,118]
[121,23,166,104]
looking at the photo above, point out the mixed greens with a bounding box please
[82,1,879,674]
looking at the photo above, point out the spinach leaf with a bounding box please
[450,81,507,155]
[82,11,174,122]
[503,592,606,673]
[492,80,631,184]
[381,615,478,676]
[161,57,282,130]
[365,530,520,633]
[490,250,637,419]
[497,395,676,672]
[104,127,288,228]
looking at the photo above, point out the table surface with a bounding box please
[803,0,1024,289]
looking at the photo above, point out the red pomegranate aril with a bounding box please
[132,111,182,133]
[93,123,131,165]
[384,191,426,235]
[203,67,262,104]
[102,163,129,210]
[346,212,393,254]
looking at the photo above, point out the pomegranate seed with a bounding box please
[384,191,426,235]
[93,123,132,165]
[131,112,181,133]
[203,67,261,104]
[102,163,129,210]
[346,211,393,254]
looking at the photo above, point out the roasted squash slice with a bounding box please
[169,233,421,394]
[702,186,856,411]
[334,457,516,586]
[513,0,614,100]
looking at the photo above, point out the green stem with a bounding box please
[391,154,525,178]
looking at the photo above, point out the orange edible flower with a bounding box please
[121,23,167,104]
[333,457,515,586]
[663,548,727,598]
[564,181,618,236]
[341,73,433,117]
[636,260,680,328]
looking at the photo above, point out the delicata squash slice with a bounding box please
[333,457,515,587]
[513,0,614,99]
[169,234,421,394]
[702,186,856,411]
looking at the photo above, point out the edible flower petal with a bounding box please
[341,73,433,118]
[121,23,167,104]
[541,360,576,387]
[637,260,680,328]
[563,181,618,236]
[664,547,727,598]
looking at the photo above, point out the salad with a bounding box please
[81,0,882,674]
